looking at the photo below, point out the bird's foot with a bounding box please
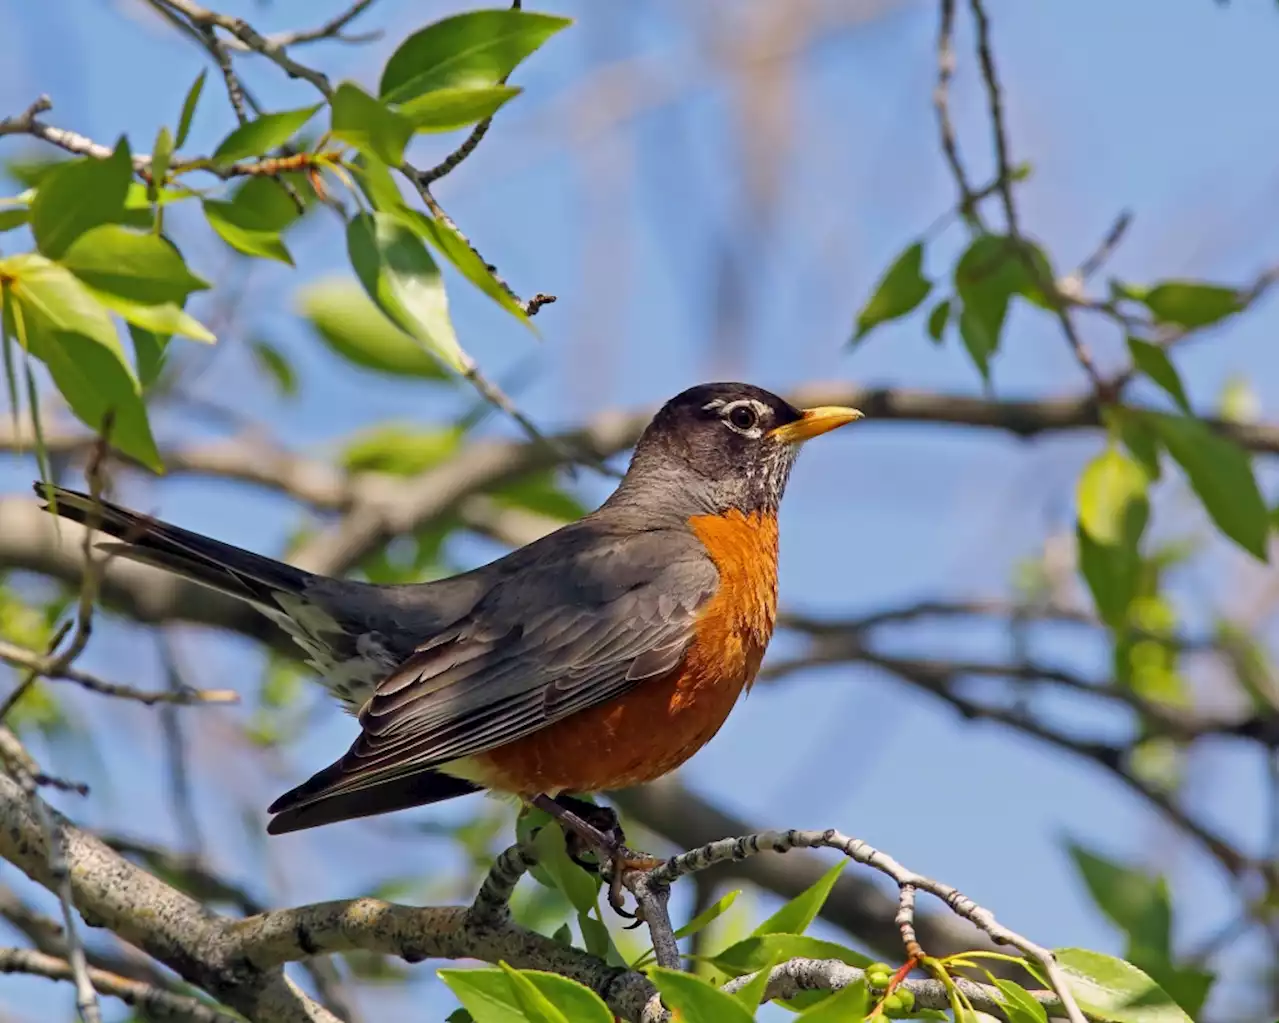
[532,794,663,921]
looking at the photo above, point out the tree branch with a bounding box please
[0,946,241,1023]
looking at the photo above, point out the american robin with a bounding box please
[37,383,859,907]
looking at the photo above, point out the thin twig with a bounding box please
[649,829,1089,1023]
[0,638,237,707]
[933,0,983,227]
[0,946,240,1023]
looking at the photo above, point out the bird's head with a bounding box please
[613,382,862,517]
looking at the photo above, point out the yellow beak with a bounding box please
[769,405,864,444]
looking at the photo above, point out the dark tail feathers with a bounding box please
[267,761,480,834]
[35,482,311,606]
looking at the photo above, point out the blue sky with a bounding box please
[0,1,1276,1020]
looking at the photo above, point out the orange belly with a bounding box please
[471,510,779,795]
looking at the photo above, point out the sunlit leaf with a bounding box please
[397,85,521,133]
[1076,446,1150,626]
[852,241,931,342]
[380,10,571,104]
[1054,948,1194,1023]
[175,69,207,149]
[710,932,871,978]
[994,980,1048,1023]
[211,105,322,167]
[30,139,132,259]
[296,276,450,379]
[796,979,868,1022]
[647,967,755,1023]
[752,860,846,936]
[203,197,292,265]
[673,889,742,941]
[346,211,466,372]
[498,964,571,1023]
[60,225,209,305]
[953,234,1050,380]
[439,967,611,1023]
[331,82,413,165]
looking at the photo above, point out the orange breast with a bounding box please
[471,510,779,796]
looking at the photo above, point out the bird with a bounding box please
[36,383,860,906]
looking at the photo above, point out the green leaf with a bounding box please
[251,338,297,397]
[346,211,466,372]
[953,234,1050,379]
[297,277,451,379]
[331,82,413,165]
[926,297,950,343]
[30,139,132,259]
[0,207,28,233]
[128,324,167,389]
[439,967,611,1023]
[852,241,931,342]
[24,326,159,471]
[229,176,304,231]
[60,225,209,305]
[1139,281,1241,329]
[531,818,601,914]
[401,208,531,325]
[1068,843,1171,964]
[1127,339,1190,414]
[211,105,322,166]
[380,10,571,104]
[752,860,846,936]
[994,979,1048,1023]
[350,154,406,214]
[1077,446,1151,547]
[397,85,522,133]
[1105,407,1162,482]
[673,889,742,941]
[0,253,118,351]
[339,423,461,474]
[1076,446,1150,626]
[175,69,207,149]
[149,127,174,198]
[731,953,778,1010]
[796,979,868,1022]
[88,291,214,344]
[203,198,293,265]
[1054,948,1194,1023]
[498,964,571,1023]
[1144,412,1269,560]
[710,933,871,978]
[648,967,755,1023]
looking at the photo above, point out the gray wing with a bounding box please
[275,524,718,807]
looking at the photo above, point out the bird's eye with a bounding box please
[727,404,759,432]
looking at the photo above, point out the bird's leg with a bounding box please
[530,793,663,919]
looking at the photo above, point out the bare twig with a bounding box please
[152,0,333,97]
[932,0,983,226]
[0,946,240,1023]
[222,0,381,51]
[649,829,1089,1023]
[0,638,238,708]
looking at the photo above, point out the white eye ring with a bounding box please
[720,399,766,437]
